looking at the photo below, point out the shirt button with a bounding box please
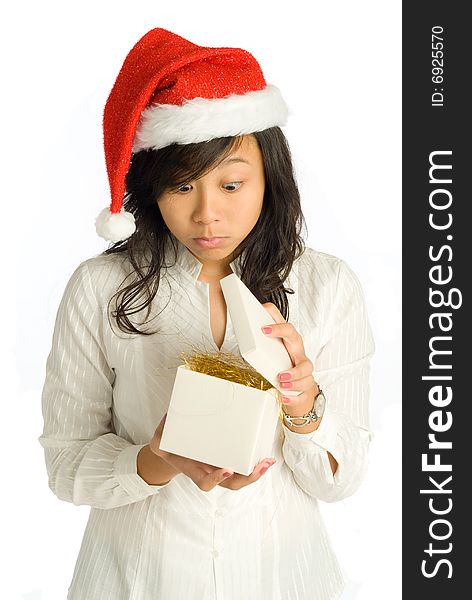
[211,550,219,558]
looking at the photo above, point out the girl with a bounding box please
[39,27,375,600]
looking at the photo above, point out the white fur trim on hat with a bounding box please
[132,84,289,152]
[95,207,136,242]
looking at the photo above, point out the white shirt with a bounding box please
[38,238,375,600]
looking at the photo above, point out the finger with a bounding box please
[254,458,276,474]
[261,302,286,324]
[261,323,307,376]
[261,302,311,368]
[247,459,276,482]
[279,373,316,394]
[220,459,276,490]
[280,388,315,408]
[261,321,304,362]
[278,358,314,384]
[261,322,298,342]
[165,454,218,478]
[197,467,233,492]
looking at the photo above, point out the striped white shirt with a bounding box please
[38,238,375,600]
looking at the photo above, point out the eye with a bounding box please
[174,183,192,193]
[223,181,242,191]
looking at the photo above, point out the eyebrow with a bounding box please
[218,156,251,167]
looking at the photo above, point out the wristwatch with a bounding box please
[282,389,326,428]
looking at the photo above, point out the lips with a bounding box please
[193,237,227,248]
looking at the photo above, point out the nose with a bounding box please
[192,187,222,225]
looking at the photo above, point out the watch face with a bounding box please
[315,391,326,417]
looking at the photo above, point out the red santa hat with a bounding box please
[95,27,289,242]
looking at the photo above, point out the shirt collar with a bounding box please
[171,236,243,280]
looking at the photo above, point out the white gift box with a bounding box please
[159,272,301,475]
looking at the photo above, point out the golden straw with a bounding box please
[179,347,284,421]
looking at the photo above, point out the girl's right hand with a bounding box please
[149,414,276,492]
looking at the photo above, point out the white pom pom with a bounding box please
[95,207,136,242]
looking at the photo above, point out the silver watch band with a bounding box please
[282,389,324,428]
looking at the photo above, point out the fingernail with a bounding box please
[222,471,233,478]
[261,326,272,334]
[281,396,291,404]
[259,466,269,476]
[279,372,291,381]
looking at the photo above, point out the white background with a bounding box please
[2,1,401,598]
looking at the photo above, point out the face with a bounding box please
[156,134,265,275]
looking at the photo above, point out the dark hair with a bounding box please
[102,126,307,335]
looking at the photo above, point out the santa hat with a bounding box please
[95,27,289,242]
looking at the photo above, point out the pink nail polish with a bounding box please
[222,471,232,478]
[259,466,269,476]
[261,326,272,334]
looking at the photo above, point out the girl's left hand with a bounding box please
[261,302,319,415]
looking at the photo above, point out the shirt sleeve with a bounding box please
[38,260,171,510]
[282,258,375,502]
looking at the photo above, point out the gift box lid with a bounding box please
[220,273,300,396]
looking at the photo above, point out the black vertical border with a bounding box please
[403,3,469,596]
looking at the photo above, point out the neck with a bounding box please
[197,262,233,282]
[188,250,234,282]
